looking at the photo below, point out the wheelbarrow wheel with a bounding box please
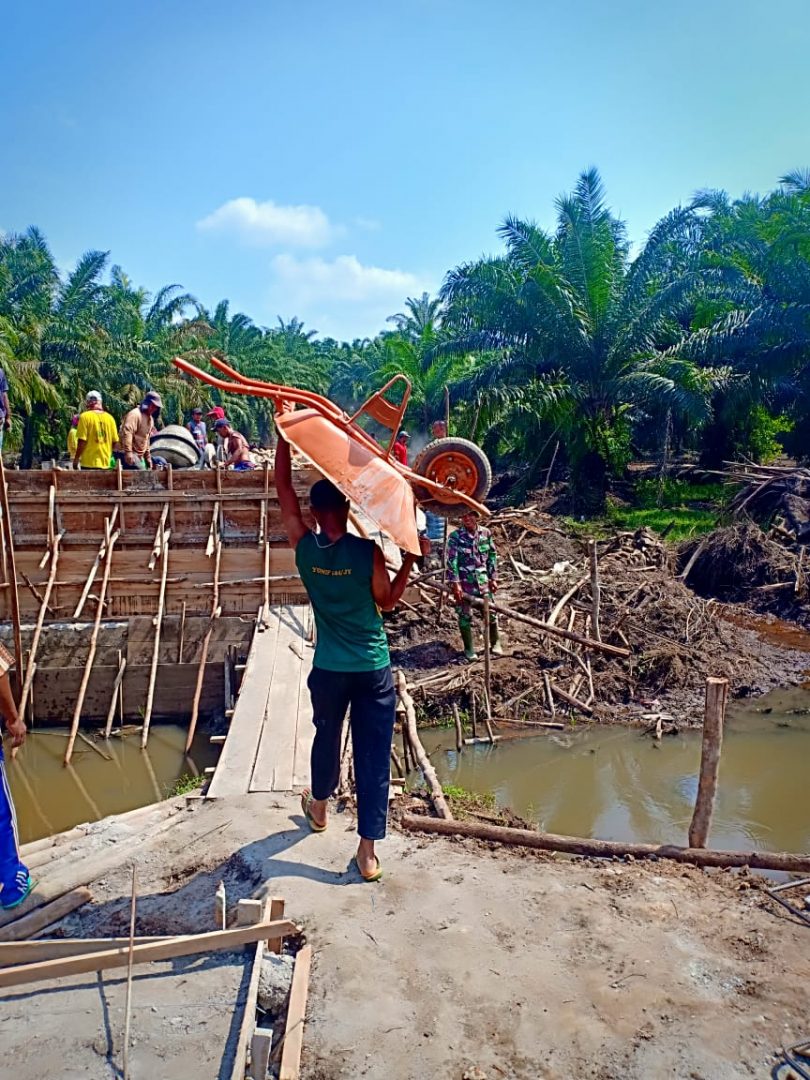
[411,437,492,514]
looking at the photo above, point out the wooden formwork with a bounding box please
[0,467,314,621]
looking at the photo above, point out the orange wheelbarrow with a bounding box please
[171,355,492,554]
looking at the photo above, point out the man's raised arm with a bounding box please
[274,434,308,548]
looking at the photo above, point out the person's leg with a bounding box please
[349,666,397,877]
[306,667,351,829]
[456,597,476,660]
[0,751,31,908]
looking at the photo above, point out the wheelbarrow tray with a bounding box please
[276,409,421,554]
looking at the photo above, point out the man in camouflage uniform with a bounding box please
[446,510,503,661]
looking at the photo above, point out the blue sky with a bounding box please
[3,0,809,340]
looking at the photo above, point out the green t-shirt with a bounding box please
[295,531,389,672]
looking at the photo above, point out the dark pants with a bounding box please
[308,665,396,841]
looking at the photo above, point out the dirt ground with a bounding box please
[4,795,808,1080]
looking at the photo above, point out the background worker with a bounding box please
[0,643,33,910]
[66,414,79,458]
[72,391,119,470]
[207,405,228,464]
[447,509,502,661]
[0,365,11,451]
[392,429,410,465]
[119,391,162,469]
[431,419,447,440]
[214,418,254,470]
[187,407,207,455]
[275,433,429,882]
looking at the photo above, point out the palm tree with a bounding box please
[440,169,722,509]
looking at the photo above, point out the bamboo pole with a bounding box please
[141,529,170,749]
[65,529,119,765]
[589,540,602,642]
[72,508,118,619]
[147,503,169,570]
[401,814,810,873]
[104,653,127,738]
[688,677,729,849]
[0,456,23,697]
[177,601,186,664]
[18,530,64,718]
[394,670,452,820]
[419,579,629,658]
[186,528,221,753]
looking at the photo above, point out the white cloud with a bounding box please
[269,254,433,339]
[197,197,338,248]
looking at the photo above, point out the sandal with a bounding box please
[301,790,327,833]
[354,855,383,883]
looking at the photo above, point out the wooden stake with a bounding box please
[177,601,187,664]
[147,503,169,570]
[123,866,136,1080]
[186,533,221,752]
[104,653,127,738]
[72,508,118,619]
[65,529,119,765]
[542,671,556,717]
[115,459,125,536]
[452,701,463,753]
[395,670,452,820]
[141,530,170,748]
[482,597,495,744]
[0,456,23,696]
[688,677,728,849]
[18,530,64,718]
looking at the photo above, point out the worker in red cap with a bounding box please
[392,430,410,466]
[207,406,228,466]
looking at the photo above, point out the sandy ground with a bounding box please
[1,794,808,1079]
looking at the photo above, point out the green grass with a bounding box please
[442,784,497,814]
[606,505,718,541]
[167,773,204,797]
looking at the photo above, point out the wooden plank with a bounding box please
[292,610,314,789]
[250,1029,273,1080]
[229,896,272,1080]
[141,530,170,747]
[206,617,282,799]
[0,935,172,965]
[278,944,313,1080]
[0,888,92,942]
[249,607,305,793]
[0,919,297,989]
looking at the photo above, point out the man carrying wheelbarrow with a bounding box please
[447,509,503,662]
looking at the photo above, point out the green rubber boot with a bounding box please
[490,621,504,656]
[460,622,478,662]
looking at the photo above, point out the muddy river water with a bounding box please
[419,685,810,855]
[5,726,217,844]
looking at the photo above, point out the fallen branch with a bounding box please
[400,815,810,873]
[394,670,452,820]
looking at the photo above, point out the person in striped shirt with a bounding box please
[0,643,32,909]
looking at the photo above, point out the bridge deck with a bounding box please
[206,605,314,799]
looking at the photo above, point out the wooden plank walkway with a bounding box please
[206,605,314,799]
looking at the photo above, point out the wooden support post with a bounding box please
[166,463,176,538]
[18,530,64,719]
[0,457,23,697]
[395,670,452,820]
[65,529,119,766]
[470,689,478,739]
[542,671,556,717]
[104,653,127,738]
[589,540,602,642]
[186,534,221,753]
[72,508,118,619]
[115,459,126,536]
[141,530,170,749]
[482,597,495,744]
[177,601,187,665]
[147,503,169,570]
[688,677,729,849]
[452,701,463,753]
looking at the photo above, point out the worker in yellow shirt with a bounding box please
[66,414,79,458]
[73,391,119,470]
